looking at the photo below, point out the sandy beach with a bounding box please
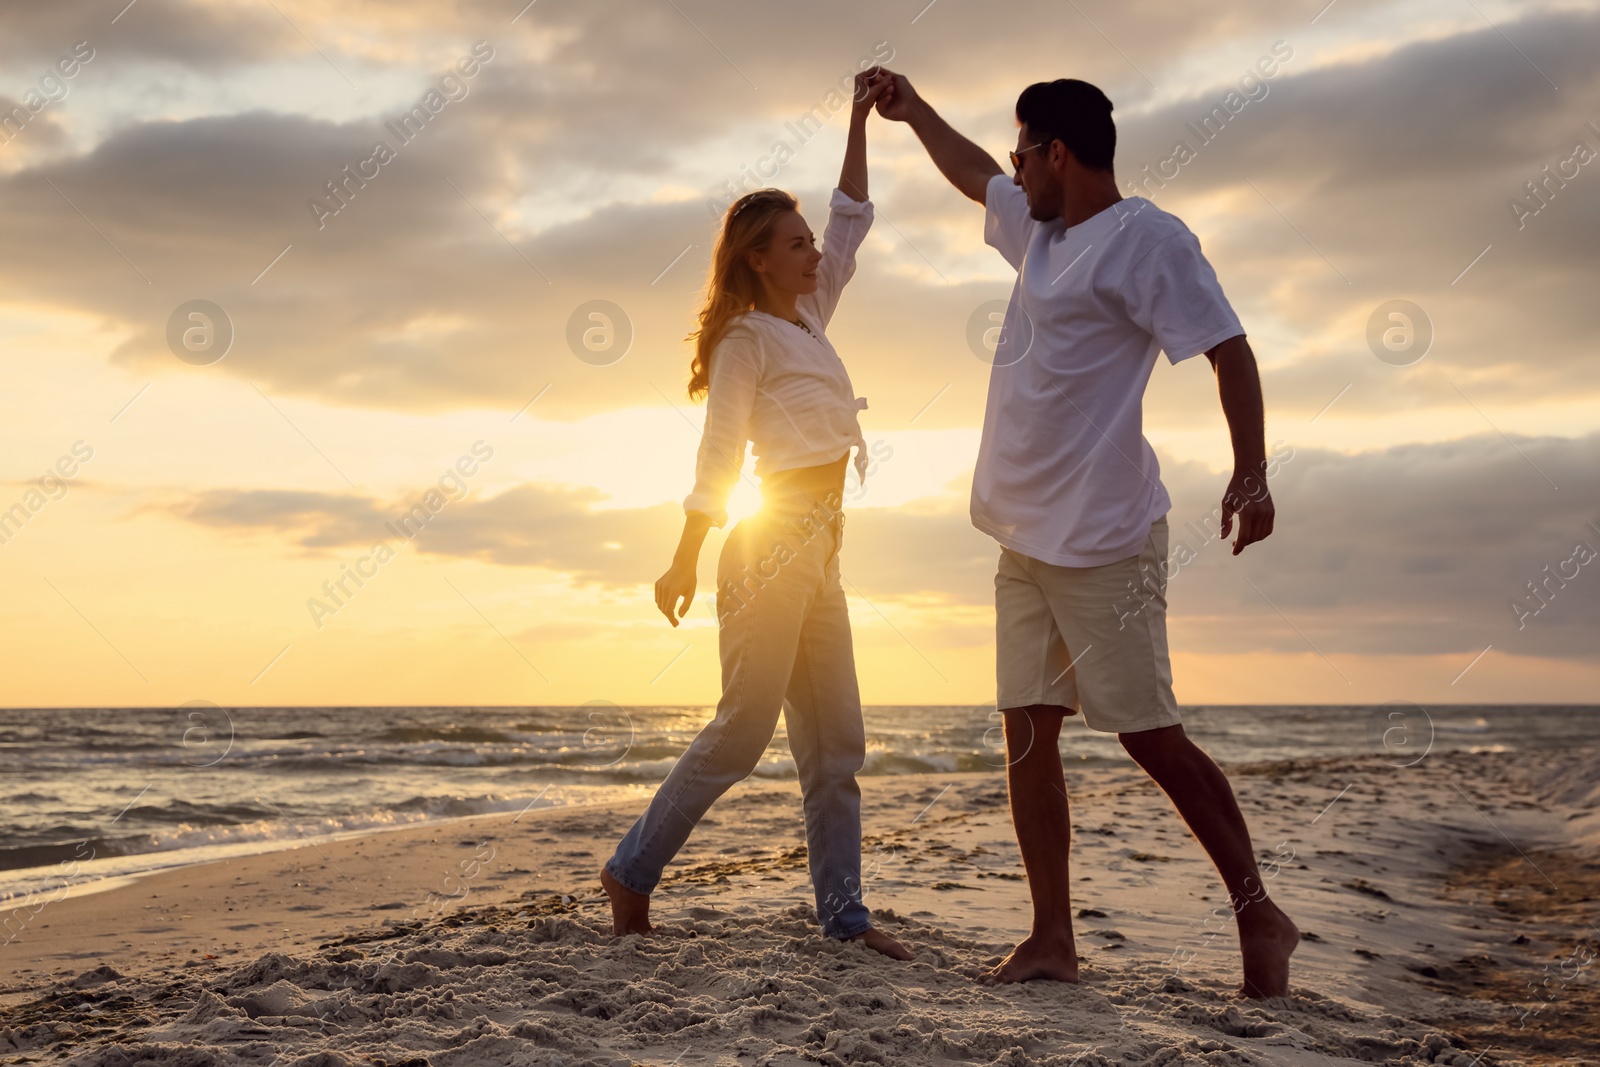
[3,745,1597,1066]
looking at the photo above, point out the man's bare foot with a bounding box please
[848,927,914,960]
[1237,902,1298,998]
[977,932,1079,985]
[600,866,652,936]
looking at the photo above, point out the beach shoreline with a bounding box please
[0,793,636,912]
[3,747,1597,1065]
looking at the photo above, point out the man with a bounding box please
[873,72,1298,998]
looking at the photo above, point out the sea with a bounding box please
[2,704,1596,905]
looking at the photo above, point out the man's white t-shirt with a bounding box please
[973,172,1244,567]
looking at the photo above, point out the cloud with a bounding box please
[163,431,1600,661]
[2,2,1595,437]
[1160,431,1600,662]
[0,93,73,167]
[177,488,405,549]
[0,1,295,70]
[173,481,683,586]
[1111,6,1600,410]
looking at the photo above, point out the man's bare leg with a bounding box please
[979,705,1079,985]
[600,866,653,935]
[1118,724,1298,998]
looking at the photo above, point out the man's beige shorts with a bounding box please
[995,516,1182,734]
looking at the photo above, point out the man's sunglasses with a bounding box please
[1009,141,1049,172]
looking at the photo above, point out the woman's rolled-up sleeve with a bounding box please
[681,325,763,529]
[797,188,874,329]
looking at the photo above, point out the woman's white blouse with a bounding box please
[682,187,874,528]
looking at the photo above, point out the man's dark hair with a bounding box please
[1015,79,1116,171]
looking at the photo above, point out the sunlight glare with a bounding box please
[724,477,763,525]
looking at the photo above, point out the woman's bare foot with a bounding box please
[1237,902,1298,998]
[600,866,652,936]
[977,932,1079,985]
[848,927,913,960]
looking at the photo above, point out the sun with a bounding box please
[723,477,764,526]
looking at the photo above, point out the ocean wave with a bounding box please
[3,705,1596,889]
[0,792,567,877]
[118,799,275,825]
[1437,718,1491,733]
[375,725,520,745]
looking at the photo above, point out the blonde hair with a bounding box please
[687,188,798,400]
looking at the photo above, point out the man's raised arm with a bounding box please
[873,69,1002,204]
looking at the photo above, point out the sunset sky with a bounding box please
[2,0,1597,709]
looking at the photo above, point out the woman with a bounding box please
[601,69,910,960]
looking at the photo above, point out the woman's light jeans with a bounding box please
[604,482,873,940]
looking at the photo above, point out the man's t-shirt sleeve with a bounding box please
[983,173,1033,270]
[1119,229,1245,365]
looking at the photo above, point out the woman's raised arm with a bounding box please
[839,69,889,202]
